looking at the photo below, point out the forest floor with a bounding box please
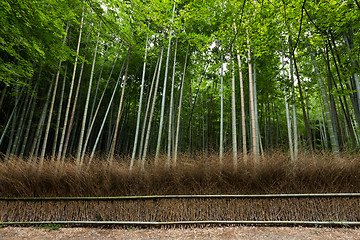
[0,226,359,239]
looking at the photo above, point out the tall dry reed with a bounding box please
[0,151,359,197]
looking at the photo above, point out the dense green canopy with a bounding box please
[1,0,360,164]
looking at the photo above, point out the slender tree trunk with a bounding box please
[167,38,178,166]
[329,31,360,132]
[69,111,80,155]
[318,111,325,148]
[0,85,26,149]
[20,86,37,157]
[174,45,189,165]
[88,51,128,167]
[29,82,54,160]
[281,52,294,160]
[130,31,149,170]
[252,0,259,156]
[289,54,298,159]
[351,114,360,145]
[189,75,193,153]
[231,56,237,167]
[219,58,224,164]
[6,104,17,159]
[108,47,132,162]
[62,50,86,160]
[319,100,328,148]
[142,48,164,168]
[39,24,69,164]
[155,3,176,162]
[5,85,21,158]
[253,59,260,156]
[89,44,108,123]
[80,53,120,162]
[284,88,294,160]
[138,55,160,161]
[305,40,339,155]
[343,30,360,114]
[289,37,313,151]
[0,86,7,111]
[326,58,341,150]
[107,104,114,152]
[237,51,247,160]
[247,31,258,161]
[52,65,67,157]
[57,6,84,161]
[77,28,101,166]
[327,38,358,148]
[323,47,349,149]
[201,93,205,154]
[11,90,31,155]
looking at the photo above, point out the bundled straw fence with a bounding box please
[1,194,359,225]
[0,151,359,227]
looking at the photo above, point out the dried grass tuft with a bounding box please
[0,150,359,197]
[0,151,359,223]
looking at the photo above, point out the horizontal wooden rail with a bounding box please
[0,193,359,201]
[0,220,358,226]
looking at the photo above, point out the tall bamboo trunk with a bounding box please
[237,52,247,160]
[289,37,313,151]
[52,65,68,157]
[289,53,298,159]
[142,48,164,168]
[6,86,20,158]
[174,45,189,165]
[343,30,360,114]
[319,100,328,148]
[11,89,31,155]
[0,86,6,111]
[305,40,339,155]
[284,88,294,161]
[108,47,132,162]
[167,38,178,166]
[189,75,193,153]
[231,56,237,167]
[130,31,149,170]
[155,3,176,163]
[326,58,341,149]
[29,82,54,160]
[80,53,120,162]
[138,55,160,161]
[39,24,69,164]
[77,28,101,166]
[318,110,325,148]
[327,38,358,148]
[219,58,224,164]
[88,52,127,167]
[57,6,84,161]
[0,84,26,150]
[5,101,17,159]
[329,31,360,136]
[247,31,258,162]
[62,50,87,160]
[20,86,38,157]
[89,44,108,123]
[253,59,261,156]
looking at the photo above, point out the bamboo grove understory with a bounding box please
[1,0,360,170]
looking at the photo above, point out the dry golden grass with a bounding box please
[0,151,359,223]
[0,150,359,197]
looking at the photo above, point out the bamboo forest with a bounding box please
[1,0,360,232]
[1,0,360,218]
[2,0,360,164]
